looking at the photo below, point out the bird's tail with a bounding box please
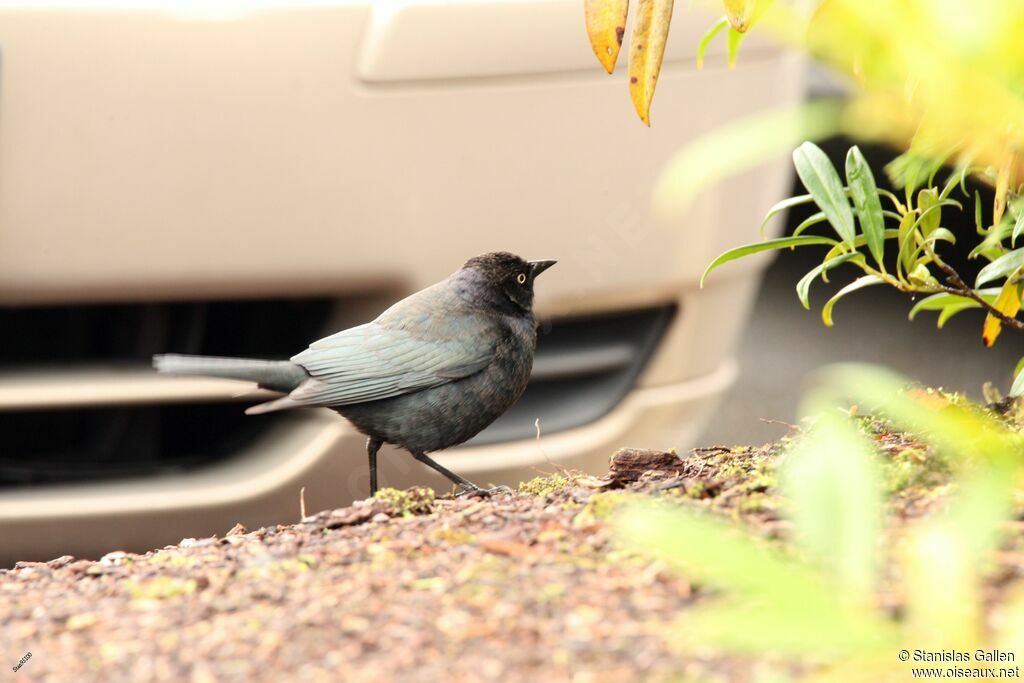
[152,354,309,394]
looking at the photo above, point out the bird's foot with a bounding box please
[455,484,514,498]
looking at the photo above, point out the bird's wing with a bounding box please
[287,308,499,407]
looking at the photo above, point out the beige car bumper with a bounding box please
[0,357,735,564]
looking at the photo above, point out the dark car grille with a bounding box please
[467,305,675,445]
[0,300,674,486]
[0,298,332,487]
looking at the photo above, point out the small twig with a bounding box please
[759,418,800,431]
[691,445,732,454]
[299,486,307,521]
[925,245,1024,332]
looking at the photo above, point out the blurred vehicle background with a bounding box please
[2,2,1011,567]
[0,0,805,563]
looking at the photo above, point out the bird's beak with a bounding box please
[528,259,557,277]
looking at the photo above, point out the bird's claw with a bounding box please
[456,484,513,498]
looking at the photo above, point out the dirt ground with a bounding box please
[2,417,1022,682]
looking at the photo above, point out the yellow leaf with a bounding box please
[585,0,629,74]
[723,0,755,33]
[982,278,1022,348]
[628,0,674,126]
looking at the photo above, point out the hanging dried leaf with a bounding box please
[628,0,674,126]
[982,277,1023,348]
[585,0,629,74]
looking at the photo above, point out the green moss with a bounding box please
[125,576,198,600]
[881,446,949,494]
[374,486,435,517]
[429,526,475,545]
[518,473,574,497]
[573,491,640,526]
[736,493,777,514]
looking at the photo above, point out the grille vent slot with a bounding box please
[0,300,674,486]
[0,298,332,487]
[466,305,675,446]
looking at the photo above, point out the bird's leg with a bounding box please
[366,438,383,497]
[408,451,511,496]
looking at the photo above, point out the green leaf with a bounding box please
[908,263,940,288]
[845,146,886,268]
[796,253,862,309]
[917,189,941,237]
[975,190,984,233]
[1012,201,1024,246]
[701,235,838,287]
[792,211,828,237]
[885,151,945,198]
[783,412,881,598]
[696,17,729,69]
[937,303,980,328]
[726,26,745,68]
[760,194,814,237]
[927,227,956,245]
[793,142,856,244]
[1012,361,1024,398]
[897,212,917,277]
[822,276,884,327]
[908,289,999,320]
[976,248,1024,287]
[822,228,899,263]
[939,164,970,202]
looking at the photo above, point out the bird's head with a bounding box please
[462,251,556,312]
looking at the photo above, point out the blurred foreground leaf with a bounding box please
[655,99,844,218]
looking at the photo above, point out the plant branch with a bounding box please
[923,244,1024,332]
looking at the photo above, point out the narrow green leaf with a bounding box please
[796,253,862,309]
[885,152,945,198]
[701,235,838,287]
[928,227,956,245]
[908,289,999,320]
[897,212,917,277]
[792,211,828,237]
[822,276,884,327]
[975,190,984,233]
[696,17,729,69]
[1012,361,1024,398]
[917,189,941,237]
[905,228,957,270]
[760,194,814,237]
[1012,201,1024,246]
[976,248,1024,287]
[908,263,940,288]
[793,142,856,244]
[937,303,980,328]
[822,229,899,263]
[726,27,745,68]
[939,164,969,202]
[845,146,886,269]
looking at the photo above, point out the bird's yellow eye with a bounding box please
[516,273,527,284]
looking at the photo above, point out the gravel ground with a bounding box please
[3,424,1022,682]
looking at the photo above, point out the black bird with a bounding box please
[153,252,556,496]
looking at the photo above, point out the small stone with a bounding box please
[47,555,75,568]
[371,513,390,524]
[100,551,130,566]
[66,613,100,631]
